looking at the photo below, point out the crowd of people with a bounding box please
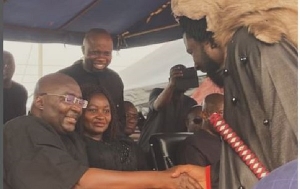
[3,0,298,188]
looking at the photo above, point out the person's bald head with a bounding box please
[201,93,223,135]
[32,73,83,134]
[34,73,80,98]
[3,50,16,82]
[82,28,113,72]
[83,28,112,46]
[202,93,224,118]
[124,101,136,110]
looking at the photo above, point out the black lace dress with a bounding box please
[83,136,148,171]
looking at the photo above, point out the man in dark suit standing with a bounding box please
[59,28,126,132]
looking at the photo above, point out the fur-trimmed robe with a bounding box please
[172,1,298,189]
[171,0,297,48]
[220,27,297,189]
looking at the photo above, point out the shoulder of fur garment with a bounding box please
[171,0,297,48]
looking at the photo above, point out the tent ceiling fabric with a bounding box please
[3,0,182,49]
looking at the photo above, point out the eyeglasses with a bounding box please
[126,113,138,120]
[40,93,88,108]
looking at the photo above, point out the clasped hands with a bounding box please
[168,164,206,189]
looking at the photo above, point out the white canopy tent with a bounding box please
[120,39,206,107]
[4,39,206,111]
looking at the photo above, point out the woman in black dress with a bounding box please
[77,85,148,171]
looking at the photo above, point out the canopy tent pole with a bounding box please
[38,43,43,78]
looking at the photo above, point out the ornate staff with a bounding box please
[209,113,269,179]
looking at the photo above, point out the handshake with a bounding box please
[165,164,207,189]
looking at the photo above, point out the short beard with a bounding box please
[206,60,224,88]
[198,44,224,88]
[207,68,224,88]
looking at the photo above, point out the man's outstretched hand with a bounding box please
[170,165,207,189]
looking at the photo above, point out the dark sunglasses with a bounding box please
[193,118,203,124]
